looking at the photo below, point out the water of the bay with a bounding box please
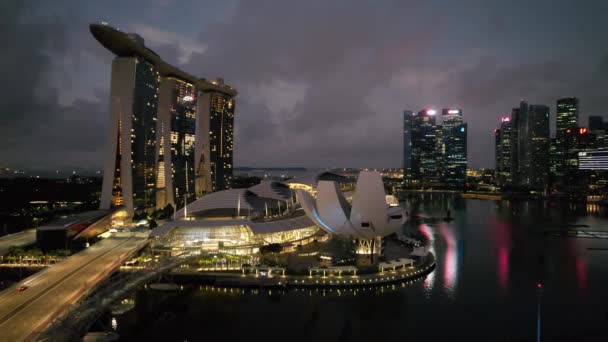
[109,195,608,341]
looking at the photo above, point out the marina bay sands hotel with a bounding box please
[90,23,237,216]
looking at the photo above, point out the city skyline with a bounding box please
[2,1,608,170]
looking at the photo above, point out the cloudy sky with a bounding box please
[2,0,608,171]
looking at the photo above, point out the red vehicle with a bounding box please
[17,286,28,292]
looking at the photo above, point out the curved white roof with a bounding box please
[248,181,292,201]
[175,181,295,218]
[175,189,253,217]
[297,171,405,239]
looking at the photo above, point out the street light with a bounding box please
[537,282,543,342]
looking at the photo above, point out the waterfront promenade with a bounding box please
[168,253,436,288]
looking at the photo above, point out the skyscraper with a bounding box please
[411,110,438,183]
[554,97,579,181]
[495,128,501,171]
[196,79,236,194]
[563,127,595,185]
[157,77,197,210]
[441,109,467,186]
[495,116,511,185]
[402,110,414,187]
[511,101,550,189]
[91,23,237,216]
[527,104,551,188]
[509,107,520,185]
[556,97,579,137]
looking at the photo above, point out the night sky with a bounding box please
[2,0,608,171]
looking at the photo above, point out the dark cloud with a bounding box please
[0,2,110,172]
[2,0,608,171]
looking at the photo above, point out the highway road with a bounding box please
[0,233,148,341]
[0,229,36,255]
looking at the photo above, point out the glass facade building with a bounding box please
[494,116,512,185]
[510,101,550,189]
[441,109,467,186]
[411,110,438,182]
[402,110,414,187]
[554,97,579,182]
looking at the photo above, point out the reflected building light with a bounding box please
[439,224,458,294]
[419,224,436,292]
[575,256,587,295]
[497,246,509,292]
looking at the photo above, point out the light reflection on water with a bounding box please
[111,196,608,341]
[419,224,436,295]
[439,223,458,296]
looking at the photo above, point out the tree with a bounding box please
[7,245,25,257]
[260,243,282,255]
[259,243,282,265]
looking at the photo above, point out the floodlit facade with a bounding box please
[150,181,319,255]
[297,171,405,240]
[91,23,237,216]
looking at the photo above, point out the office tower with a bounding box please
[196,79,236,194]
[436,124,443,178]
[441,109,467,186]
[509,107,521,185]
[495,116,511,185]
[411,110,438,182]
[91,23,237,216]
[403,110,414,187]
[495,129,501,171]
[556,98,579,137]
[511,101,550,189]
[526,105,551,188]
[563,127,595,184]
[554,97,580,181]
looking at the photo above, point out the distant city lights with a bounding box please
[426,110,437,115]
[500,116,511,122]
[447,109,460,114]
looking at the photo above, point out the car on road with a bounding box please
[17,286,28,292]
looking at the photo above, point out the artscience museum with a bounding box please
[297,171,406,254]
